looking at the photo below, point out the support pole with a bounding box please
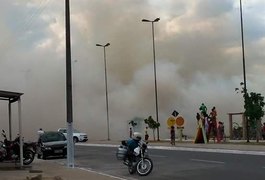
[151,22,160,141]
[8,101,12,141]
[18,98,23,167]
[228,114,233,140]
[239,0,248,142]
[65,0,74,168]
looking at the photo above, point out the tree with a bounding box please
[244,92,265,142]
[144,116,160,141]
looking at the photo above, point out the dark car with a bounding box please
[36,131,67,159]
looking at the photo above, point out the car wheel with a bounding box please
[37,154,41,159]
[73,137,78,143]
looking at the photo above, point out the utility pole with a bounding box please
[239,0,249,142]
[96,43,111,140]
[65,0,74,167]
[142,18,160,141]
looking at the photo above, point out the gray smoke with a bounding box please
[0,0,265,141]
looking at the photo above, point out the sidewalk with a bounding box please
[85,139,265,152]
[82,139,265,156]
[1,139,264,180]
[0,159,120,180]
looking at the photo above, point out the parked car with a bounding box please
[36,131,67,159]
[58,128,88,143]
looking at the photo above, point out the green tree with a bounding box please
[244,92,265,142]
[144,116,160,141]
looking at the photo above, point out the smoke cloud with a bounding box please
[0,0,265,141]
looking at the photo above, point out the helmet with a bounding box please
[132,132,142,141]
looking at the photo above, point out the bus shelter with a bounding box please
[0,90,23,166]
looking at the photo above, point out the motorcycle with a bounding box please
[116,140,153,176]
[0,130,36,165]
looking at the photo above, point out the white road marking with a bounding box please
[77,167,133,180]
[190,159,225,164]
[78,143,118,147]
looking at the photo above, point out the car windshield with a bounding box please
[41,132,66,142]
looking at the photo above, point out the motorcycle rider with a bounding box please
[118,132,153,176]
[126,132,142,164]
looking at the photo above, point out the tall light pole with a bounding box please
[65,0,74,167]
[96,43,111,141]
[239,0,249,142]
[142,17,160,141]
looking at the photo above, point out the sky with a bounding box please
[1,0,265,141]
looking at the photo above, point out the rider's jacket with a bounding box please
[127,139,139,153]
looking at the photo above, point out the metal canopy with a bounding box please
[0,90,23,102]
[0,90,23,166]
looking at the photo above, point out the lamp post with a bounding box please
[239,0,249,142]
[96,43,110,141]
[65,0,74,168]
[142,17,160,141]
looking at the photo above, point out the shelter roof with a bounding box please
[0,90,23,102]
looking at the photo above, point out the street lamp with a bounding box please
[239,0,249,142]
[142,17,160,141]
[65,0,74,168]
[96,43,111,141]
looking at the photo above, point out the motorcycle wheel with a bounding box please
[136,158,153,176]
[23,150,35,165]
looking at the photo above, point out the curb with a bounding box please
[77,142,265,156]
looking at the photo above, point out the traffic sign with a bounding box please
[176,116,184,127]
[172,110,179,117]
[167,117,176,127]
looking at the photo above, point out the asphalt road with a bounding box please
[59,145,265,180]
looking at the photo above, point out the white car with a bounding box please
[58,128,88,143]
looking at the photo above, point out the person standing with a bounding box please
[210,106,217,119]
[37,128,44,140]
[217,121,224,142]
[170,126,175,145]
[129,127,133,138]
[37,128,44,135]
[144,127,149,141]
[210,106,217,141]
